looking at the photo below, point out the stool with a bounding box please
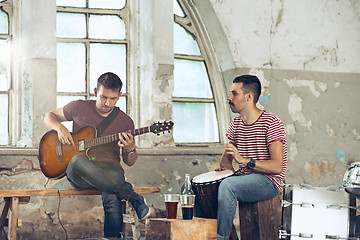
[238,193,282,240]
[145,217,217,240]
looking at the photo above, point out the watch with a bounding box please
[127,149,136,156]
[246,158,256,170]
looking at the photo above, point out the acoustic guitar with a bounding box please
[38,121,174,179]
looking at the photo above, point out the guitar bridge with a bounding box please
[56,141,63,162]
[78,140,85,152]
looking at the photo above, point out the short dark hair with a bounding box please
[97,72,123,91]
[233,75,261,103]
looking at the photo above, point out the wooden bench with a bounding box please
[0,187,160,240]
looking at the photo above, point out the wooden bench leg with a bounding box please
[9,197,19,240]
[0,197,11,238]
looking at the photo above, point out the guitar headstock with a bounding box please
[150,121,174,135]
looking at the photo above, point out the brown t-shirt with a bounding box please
[63,100,134,167]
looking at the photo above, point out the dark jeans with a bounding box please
[66,154,135,237]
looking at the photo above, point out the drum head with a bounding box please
[192,170,233,183]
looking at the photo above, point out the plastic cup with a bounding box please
[164,194,180,219]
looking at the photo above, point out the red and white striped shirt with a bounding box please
[226,111,287,193]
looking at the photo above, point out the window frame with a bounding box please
[173,0,227,145]
[0,0,13,146]
[56,3,131,113]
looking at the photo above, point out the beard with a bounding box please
[229,101,240,113]
[97,104,113,114]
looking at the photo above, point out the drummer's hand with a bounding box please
[224,142,244,164]
[215,168,228,172]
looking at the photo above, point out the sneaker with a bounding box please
[129,194,151,220]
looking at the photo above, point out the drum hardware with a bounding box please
[325,235,360,240]
[282,200,314,208]
[327,204,358,211]
[283,183,315,190]
[279,230,313,239]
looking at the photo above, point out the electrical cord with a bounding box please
[45,179,68,240]
[57,189,68,240]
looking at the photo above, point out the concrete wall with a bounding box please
[0,0,359,238]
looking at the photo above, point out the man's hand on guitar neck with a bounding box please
[118,132,138,166]
[118,132,135,153]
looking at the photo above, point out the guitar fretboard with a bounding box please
[84,126,150,149]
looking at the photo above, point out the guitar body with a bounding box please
[38,125,96,179]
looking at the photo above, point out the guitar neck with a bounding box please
[85,126,150,149]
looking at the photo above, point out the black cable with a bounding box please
[0,215,9,240]
[57,189,68,240]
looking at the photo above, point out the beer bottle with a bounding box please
[181,174,194,195]
[181,174,195,219]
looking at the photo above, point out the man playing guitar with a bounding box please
[43,72,150,238]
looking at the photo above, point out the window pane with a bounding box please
[173,59,213,98]
[173,102,219,143]
[89,43,127,93]
[57,95,85,109]
[174,23,200,55]
[0,39,10,91]
[0,94,8,145]
[57,43,86,92]
[173,0,185,17]
[89,0,126,9]
[0,10,8,34]
[56,0,86,8]
[89,15,125,40]
[57,12,86,38]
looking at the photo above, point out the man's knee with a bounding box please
[219,177,234,193]
[102,193,123,213]
[68,154,88,168]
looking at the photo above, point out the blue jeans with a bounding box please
[66,154,135,238]
[217,174,278,240]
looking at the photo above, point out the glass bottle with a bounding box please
[181,174,194,195]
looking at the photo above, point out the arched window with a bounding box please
[56,0,129,124]
[172,0,220,144]
[0,0,10,145]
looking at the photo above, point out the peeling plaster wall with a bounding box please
[209,0,360,73]
[253,69,359,186]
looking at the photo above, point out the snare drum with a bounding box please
[280,184,356,240]
[191,170,233,219]
[343,162,360,197]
